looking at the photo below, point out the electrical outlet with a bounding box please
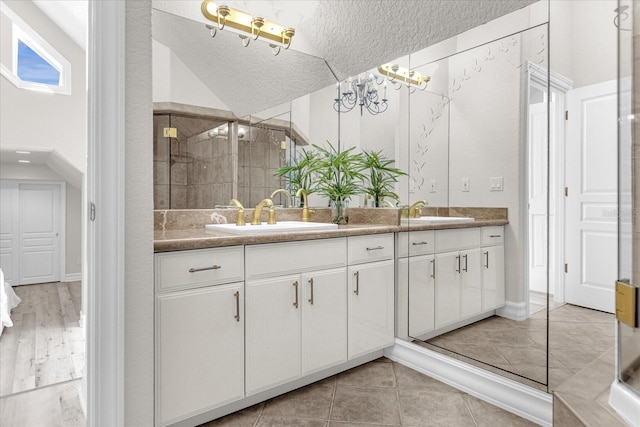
[490,176,504,191]
[462,178,470,192]
[429,179,437,193]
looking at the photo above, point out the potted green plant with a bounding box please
[362,149,407,207]
[313,142,365,224]
[275,148,319,206]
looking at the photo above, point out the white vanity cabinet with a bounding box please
[245,238,347,395]
[155,246,245,426]
[396,230,436,338]
[481,226,505,311]
[347,234,395,359]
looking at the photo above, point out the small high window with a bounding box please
[1,1,71,95]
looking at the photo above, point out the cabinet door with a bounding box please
[407,255,435,337]
[348,260,395,359]
[482,245,505,311]
[157,283,244,425]
[460,248,482,319]
[246,275,301,395]
[301,268,347,375]
[434,251,461,329]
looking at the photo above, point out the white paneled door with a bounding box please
[565,80,617,313]
[0,181,63,285]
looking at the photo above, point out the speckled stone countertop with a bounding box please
[154,206,508,252]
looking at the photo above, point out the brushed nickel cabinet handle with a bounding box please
[430,259,435,279]
[484,251,489,268]
[463,254,468,272]
[456,255,461,273]
[293,281,299,308]
[188,265,221,273]
[366,246,384,251]
[489,234,501,238]
[412,241,428,246]
[308,278,314,305]
[233,291,240,322]
[354,271,360,295]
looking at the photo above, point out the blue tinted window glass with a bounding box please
[16,39,60,85]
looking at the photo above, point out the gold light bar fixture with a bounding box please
[201,1,295,55]
[377,64,430,92]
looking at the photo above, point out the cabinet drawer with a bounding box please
[435,228,480,253]
[397,231,435,257]
[155,246,244,293]
[348,233,394,265]
[246,238,346,280]
[481,226,504,246]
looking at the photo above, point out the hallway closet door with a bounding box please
[0,180,64,285]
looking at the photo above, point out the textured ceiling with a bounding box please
[152,0,538,116]
[35,0,540,116]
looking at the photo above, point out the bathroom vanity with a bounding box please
[153,211,506,427]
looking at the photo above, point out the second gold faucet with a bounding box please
[251,198,276,225]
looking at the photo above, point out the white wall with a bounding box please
[550,0,617,89]
[125,1,154,424]
[0,162,81,278]
[152,39,229,111]
[0,0,86,176]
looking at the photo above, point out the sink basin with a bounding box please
[206,221,339,234]
[402,216,475,224]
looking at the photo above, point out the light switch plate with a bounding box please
[429,179,437,193]
[462,178,470,192]
[490,176,504,192]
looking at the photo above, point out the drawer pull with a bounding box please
[430,259,435,279]
[484,251,489,268]
[308,278,314,305]
[233,291,240,322]
[489,234,502,238]
[293,281,299,308]
[412,241,429,246]
[456,255,461,273]
[354,271,360,295]
[188,265,221,273]
[366,245,384,251]
[463,254,468,272]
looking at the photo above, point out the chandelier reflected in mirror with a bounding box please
[334,74,388,115]
[334,64,430,116]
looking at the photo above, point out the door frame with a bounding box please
[0,179,66,285]
[525,63,572,309]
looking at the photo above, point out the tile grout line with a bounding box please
[326,374,338,425]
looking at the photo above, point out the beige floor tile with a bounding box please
[199,403,264,426]
[337,360,396,389]
[463,394,538,427]
[255,416,328,427]
[330,386,401,425]
[262,378,335,420]
[392,362,461,392]
[397,389,475,427]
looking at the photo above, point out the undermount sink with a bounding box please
[402,216,475,224]
[205,221,339,234]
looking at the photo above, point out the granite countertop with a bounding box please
[154,219,508,252]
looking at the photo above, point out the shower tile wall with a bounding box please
[153,114,232,209]
[237,128,285,207]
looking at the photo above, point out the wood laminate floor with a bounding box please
[0,281,86,426]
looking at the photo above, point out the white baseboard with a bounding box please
[496,300,529,321]
[64,273,82,282]
[384,339,552,426]
[609,380,640,427]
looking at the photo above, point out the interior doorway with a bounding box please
[526,64,571,315]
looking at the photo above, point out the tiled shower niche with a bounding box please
[153,111,291,209]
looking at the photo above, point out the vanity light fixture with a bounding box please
[334,73,389,116]
[376,64,430,93]
[201,1,295,56]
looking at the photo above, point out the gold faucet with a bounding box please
[296,188,314,222]
[251,198,276,225]
[270,189,294,208]
[409,200,427,218]
[229,199,246,226]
